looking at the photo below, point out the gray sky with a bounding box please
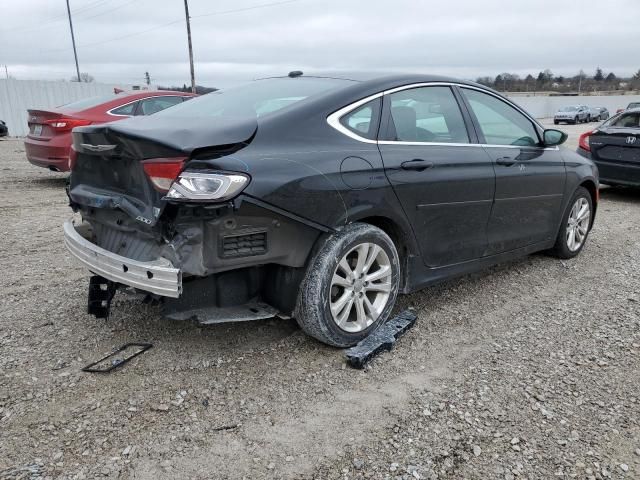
[1,0,638,88]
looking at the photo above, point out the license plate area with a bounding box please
[32,124,43,136]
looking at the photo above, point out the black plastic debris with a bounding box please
[344,310,417,369]
[87,275,116,319]
[82,343,152,373]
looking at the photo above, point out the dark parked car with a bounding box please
[25,91,195,172]
[578,108,640,186]
[554,105,590,124]
[0,119,7,137]
[64,73,598,347]
[589,107,609,122]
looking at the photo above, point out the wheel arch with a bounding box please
[579,179,598,228]
[350,214,419,290]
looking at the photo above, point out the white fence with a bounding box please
[0,79,153,137]
[2,78,640,137]
[508,93,640,119]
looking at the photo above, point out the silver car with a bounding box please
[554,105,590,124]
[588,107,609,122]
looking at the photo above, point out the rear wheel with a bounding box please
[549,187,592,259]
[294,223,400,347]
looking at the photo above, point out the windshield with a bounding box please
[155,77,353,119]
[58,94,121,111]
[559,106,578,112]
[628,103,640,109]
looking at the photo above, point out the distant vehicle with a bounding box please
[24,91,195,172]
[0,119,7,137]
[577,108,640,186]
[554,105,590,124]
[616,102,640,114]
[589,107,609,122]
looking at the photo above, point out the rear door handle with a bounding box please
[401,159,434,171]
[496,156,517,166]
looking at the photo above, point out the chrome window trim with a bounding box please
[326,92,383,144]
[326,81,557,150]
[106,95,186,117]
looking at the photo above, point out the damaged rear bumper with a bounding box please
[63,220,182,298]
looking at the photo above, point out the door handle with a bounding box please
[496,156,517,166]
[401,159,434,171]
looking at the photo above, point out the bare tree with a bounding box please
[70,72,94,83]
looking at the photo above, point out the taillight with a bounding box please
[142,158,187,192]
[44,118,92,132]
[578,131,593,152]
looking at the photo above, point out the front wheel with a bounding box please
[294,223,400,347]
[549,187,593,259]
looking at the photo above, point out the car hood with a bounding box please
[74,114,258,153]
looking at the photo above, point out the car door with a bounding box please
[378,85,496,267]
[459,87,566,255]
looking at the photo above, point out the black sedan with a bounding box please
[0,120,7,137]
[63,72,598,347]
[578,108,640,186]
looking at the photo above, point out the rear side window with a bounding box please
[384,86,469,143]
[339,98,381,140]
[462,88,540,146]
[137,96,185,115]
[110,101,138,116]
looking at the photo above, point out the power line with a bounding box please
[31,0,306,54]
[4,0,117,33]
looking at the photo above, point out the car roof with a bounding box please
[260,71,489,98]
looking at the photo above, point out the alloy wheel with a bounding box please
[566,197,590,252]
[329,242,393,333]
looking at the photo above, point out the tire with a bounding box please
[294,222,400,347]
[573,117,578,124]
[549,186,593,259]
[586,115,591,122]
[554,120,559,125]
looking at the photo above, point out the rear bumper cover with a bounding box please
[63,220,182,297]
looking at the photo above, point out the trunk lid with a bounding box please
[68,115,257,226]
[590,127,640,164]
[27,109,72,139]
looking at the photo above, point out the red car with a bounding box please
[25,90,195,172]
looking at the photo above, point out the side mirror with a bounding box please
[543,129,567,147]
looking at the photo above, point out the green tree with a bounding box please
[594,67,604,81]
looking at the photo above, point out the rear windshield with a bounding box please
[559,106,578,112]
[155,77,353,119]
[605,112,640,128]
[628,103,640,109]
[58,94,121,111]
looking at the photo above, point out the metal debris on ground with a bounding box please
[82,343,153,373]
[344,310,417,369]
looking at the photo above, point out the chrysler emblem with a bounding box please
[80,143,117,152]
[627,136,637,145]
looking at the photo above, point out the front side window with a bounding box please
[339,98,381,140]
[385,86,469,143]
[462,88,540,147]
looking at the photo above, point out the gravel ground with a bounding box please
[1,120,639,480]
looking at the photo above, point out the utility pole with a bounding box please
[183,0,196,94]
[4,65,8,80]
[65,0,81,82]
[145,71,151,86]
